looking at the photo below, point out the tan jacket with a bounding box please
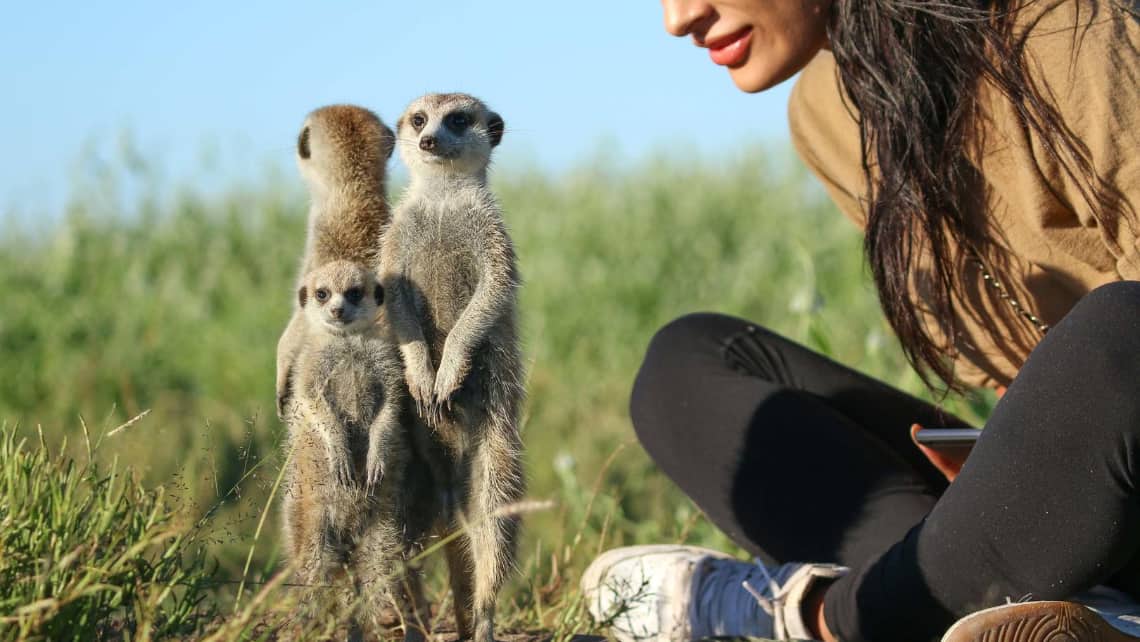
[788,0,1140,388]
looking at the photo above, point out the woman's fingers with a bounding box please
[910,423,969,483]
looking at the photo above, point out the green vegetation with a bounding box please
[0,421,216,640]
[0,145,991,639]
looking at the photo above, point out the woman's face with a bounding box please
[661,0,831,92]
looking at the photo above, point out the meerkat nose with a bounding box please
[330,306,344,319]
[419,135,436,151]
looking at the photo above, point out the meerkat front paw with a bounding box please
[276,391,299,424]
[364,439,385,490]
[406,361,436,419]
[323,436,355,487]
[431,357,469,410]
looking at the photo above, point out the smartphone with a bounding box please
[913,427,981,453]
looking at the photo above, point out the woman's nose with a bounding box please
[661,0,713,37]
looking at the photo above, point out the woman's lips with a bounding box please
[705,27,753,67]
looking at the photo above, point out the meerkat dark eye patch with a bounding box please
[410,112,427,132]
[487,112,504,147]
[315,288,329,303]
[444,111,472,133]
[373,284,384,306]
[297,126,311,159]
[344,287,363,305]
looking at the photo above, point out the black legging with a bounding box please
[630,281,1140,641]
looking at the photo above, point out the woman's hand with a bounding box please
[911,385,1005,482]
[910,423,969,482]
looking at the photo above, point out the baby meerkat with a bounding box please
[283,260,430,641]
[276,104,395,420]
[291,260,397,487]
[381,92,525,642]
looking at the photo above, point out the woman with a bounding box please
[580,1,1140,641]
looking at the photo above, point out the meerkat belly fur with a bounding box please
[276,105,394,420]
[283,260,433,640]
[381,93,525,642]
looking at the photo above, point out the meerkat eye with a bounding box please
[445,112,471,132]
[344,287,363,305]
[315,288,329,302]
[410,113,427,131]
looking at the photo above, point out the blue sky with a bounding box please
[2,1,795,214]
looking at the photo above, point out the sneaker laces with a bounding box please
[743,562,789,637]
[690,557,799,640]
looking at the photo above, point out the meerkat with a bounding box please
[282,260,432,641]
[381,92,526,642]
[276,104,395,420]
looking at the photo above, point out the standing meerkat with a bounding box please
[282,260,431,641]
[381,92,525,642]
[276,104,395,420]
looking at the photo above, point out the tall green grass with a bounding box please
[0,420,216,640]
[0,145,991,638]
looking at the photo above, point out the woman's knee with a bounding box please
[640,312,728,368]
[1019,281,1140,445]
[1061,281,1140,380]
[629,313,740,450]
[1071,280,1140,327]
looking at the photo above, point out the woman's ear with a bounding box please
[487,112,504,147]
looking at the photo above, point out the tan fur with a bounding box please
[276,104,395,419]
[281,260,432,641]
[382,93,525,642]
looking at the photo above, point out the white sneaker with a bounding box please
[580,544,847,641]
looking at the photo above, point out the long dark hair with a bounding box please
[827,0,1134,392]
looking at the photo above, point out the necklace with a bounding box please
[970,253,1051,336]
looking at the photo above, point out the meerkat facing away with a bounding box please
[276,105,395,420]
[381,92,525,642]
[282,260,432,641]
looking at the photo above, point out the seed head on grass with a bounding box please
[0,421,217,640]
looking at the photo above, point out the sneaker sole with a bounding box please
[942,601,1140,642]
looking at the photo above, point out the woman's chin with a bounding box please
[727,64,777,93]
[725,44,826,93]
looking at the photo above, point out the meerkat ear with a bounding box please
[487,112,504,147]
[298,285,308,307]
[373,283,384,306]
[297,126,311,160]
